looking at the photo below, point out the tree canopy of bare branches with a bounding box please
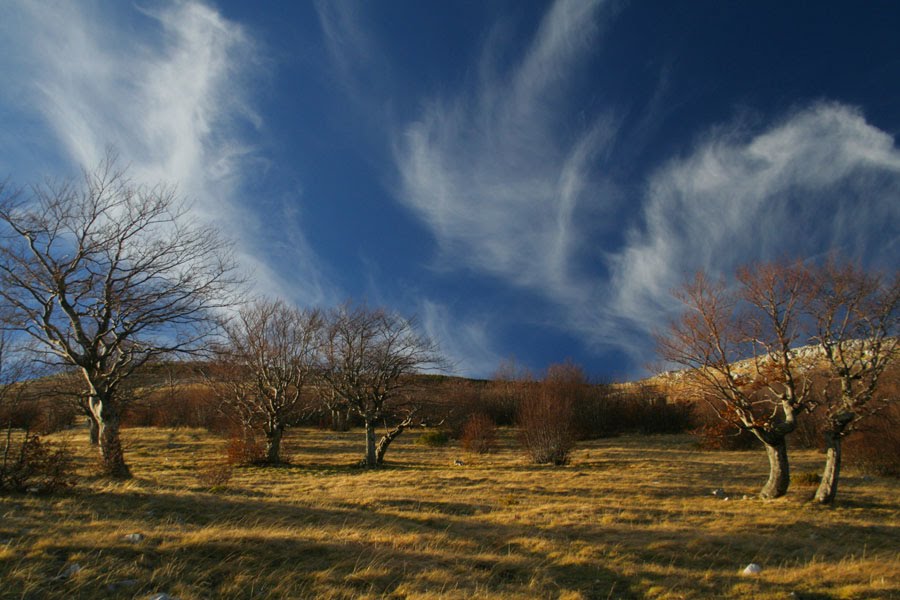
[659,258,898,502]
[0,155,240,478]
[658,263,815,498]
[805,260,898,503]
[319,304,445,467]
[208,299,322,464]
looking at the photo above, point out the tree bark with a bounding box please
[760,437,790,499]
[90,396,131,479]
[89,396,131,479]
[375,415,414,465]
[363,416,378,467]
[265,425,284,464]
[815,429,843,505]
[87,414,100,446]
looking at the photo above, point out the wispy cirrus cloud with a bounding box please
[0,0,331,307]
[394,0,613,299]
[419,300,503,379]
[606,103,900,344]
[390,0,900,372]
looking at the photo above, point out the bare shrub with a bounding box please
[518,362,579,466]
[1,431,76,493]
[460,413,497,454]
[482,359,533,426]
[225,431,267,466]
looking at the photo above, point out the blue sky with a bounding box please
[2,1,899,380]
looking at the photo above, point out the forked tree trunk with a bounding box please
[815,430,843,504]
[363,417,378,467]
[265,425,285,464]
[89,396,131,479]
[375,415,415,465]
[760,437,790,499]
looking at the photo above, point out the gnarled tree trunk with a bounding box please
[265,424,285,464]
[87,414,100,446]
[363,415,378,467]
[760,436,790,499]
[375,414,415,465]
[815,429,843,504]
[89,396,130,479]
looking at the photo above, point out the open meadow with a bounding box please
[1,427,898,600]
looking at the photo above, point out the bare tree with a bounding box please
[319,304,444,467]
[208,299,322,464]
[0,155,240,478]
[805,261,899,504]
[658,264,814,498]
[0,333,34,459]
[321,387,352,431]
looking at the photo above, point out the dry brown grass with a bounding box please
[1,427,898,599]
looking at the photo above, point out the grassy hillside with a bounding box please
[1,427,897,599]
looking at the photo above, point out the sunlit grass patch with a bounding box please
[0,427,897,599]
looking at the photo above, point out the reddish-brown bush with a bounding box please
[843,403,900,477]
[225,431,267,466]
[460,413,497,454]
[518,363,579,465]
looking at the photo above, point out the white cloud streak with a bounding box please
[420,300,503,379]
[391,0,900,372]
[395,0,612,299]
[1,0,331,307]
[607,103,900,345]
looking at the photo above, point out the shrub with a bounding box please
[415,429,449,447]
[844,404,900,477]
[518,364,578,465]
[225,432,266,466]
[569,383,695,440]
[460,413,497,454]
[0,430,76,493]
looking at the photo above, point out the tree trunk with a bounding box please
[375,415,415,465]
[815,429,842,505]
[87,415,100,446]
[331,408,348,432]
[89,396,131,479]
[760,437,790,499]
[363,416,378,467]
[265,425,284,464]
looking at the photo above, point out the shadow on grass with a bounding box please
[0,484,642,600]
